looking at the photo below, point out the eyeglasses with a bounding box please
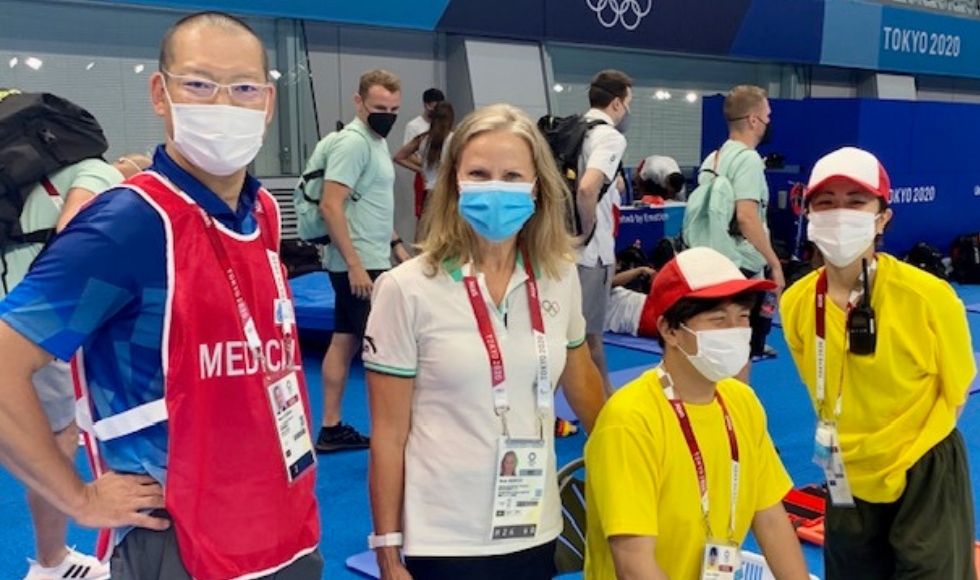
[162,70,271,104]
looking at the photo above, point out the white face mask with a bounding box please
[807,209,877,268]
[678,326,752,383]
[169,96,267,177]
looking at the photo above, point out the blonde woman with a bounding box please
[364,104,606,580]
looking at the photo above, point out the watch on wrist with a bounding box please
[390,238,403,248]
[368,532,404,549]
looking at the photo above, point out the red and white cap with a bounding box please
[806,147,891,203]
[647,247,776,333]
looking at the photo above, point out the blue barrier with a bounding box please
[615,204,686,256]
[703,96,980,258]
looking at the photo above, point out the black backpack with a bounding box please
[537,114,617,241]
[905,242,949,280]
[0,90,108,246]
[951,233,980,284]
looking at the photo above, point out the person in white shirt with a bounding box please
[403,88,445,146]
[365,103,606,580]
[635,154,686,203]
[403,88,445,220]
[576,69,632,395]
[394,101,454,229]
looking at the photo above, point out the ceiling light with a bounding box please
[134,64,145,74]
[25,57,43,70]
[686,92,698,103]
[8,57,17,68]
[269,69,282,81]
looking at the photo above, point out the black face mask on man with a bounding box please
[367,112,397,138]
[759,118,773,146]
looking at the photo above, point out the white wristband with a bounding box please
[368,532,404,549]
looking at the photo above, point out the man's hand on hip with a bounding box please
[74,472,169,531]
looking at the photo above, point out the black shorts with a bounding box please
[405,540,556,580]
[329,269,386,336]
[824,429,974,579]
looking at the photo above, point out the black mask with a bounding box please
[367,112,397,138]
[759,119,773,146]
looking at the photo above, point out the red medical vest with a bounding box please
[79,172,320,579]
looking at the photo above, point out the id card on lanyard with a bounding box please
[463,249,552,541]
[202,211,315,485]
[655,367,741,580]
[813,271,855,507]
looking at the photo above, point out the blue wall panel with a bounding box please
[704,97,980,257]
[100,0,452,30]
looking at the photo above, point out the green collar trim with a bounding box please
[443,252,540,282]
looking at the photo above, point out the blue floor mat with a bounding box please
[291,271,335,332]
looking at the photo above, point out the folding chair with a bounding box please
[554,457,587,573]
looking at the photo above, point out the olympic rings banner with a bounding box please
[104,0,980,79]
[437,0,825,64]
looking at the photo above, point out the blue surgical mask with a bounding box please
[458,181,535,242]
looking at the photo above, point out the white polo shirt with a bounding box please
[404,115,430,146]
[363,253,587,557]
[577,109,627,268]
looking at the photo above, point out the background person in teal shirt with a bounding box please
[1,156,123,580]
[317,69,411,453]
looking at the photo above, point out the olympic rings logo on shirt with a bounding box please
[542,300,560,317]
[585,0,653,31]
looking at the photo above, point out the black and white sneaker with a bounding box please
[24,547,109,580]
[315,422,370,453]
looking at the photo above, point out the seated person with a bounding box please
[585,247,808,580]
[605,246,658,337]
[634,155,687,204]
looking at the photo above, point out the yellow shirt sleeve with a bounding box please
[586,425,661,538]
[751,402,794,511]
[928,286,977,408]
[779,274,814,379]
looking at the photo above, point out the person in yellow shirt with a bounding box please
[781,147,976,579]
[585,247,808,580]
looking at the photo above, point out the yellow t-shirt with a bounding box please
[780,253,976,503]
[583,370,792,580]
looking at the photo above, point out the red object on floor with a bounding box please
[783,484,827,545]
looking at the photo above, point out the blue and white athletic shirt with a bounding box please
[0,145,262,484]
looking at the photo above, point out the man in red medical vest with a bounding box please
[0,11,321,579]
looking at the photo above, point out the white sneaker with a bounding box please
[23,547,109,580]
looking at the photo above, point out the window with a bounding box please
[0,0,317,177]
[546,43,793,168]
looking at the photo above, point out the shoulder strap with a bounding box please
[300,126,374,202]
[40,177,60,199]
